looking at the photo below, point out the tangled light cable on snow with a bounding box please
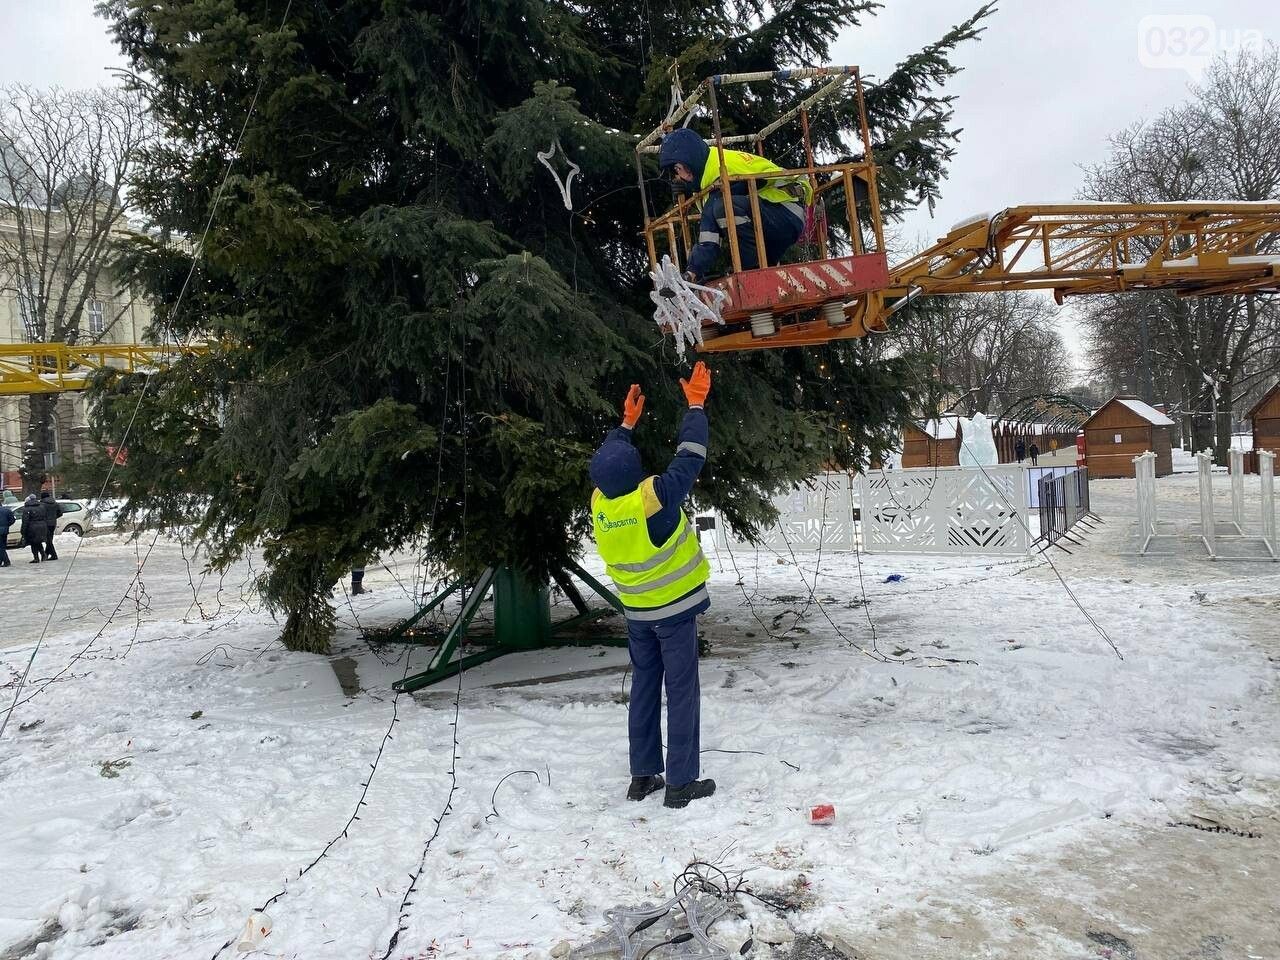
[568,884,736,959]
[649,255,726,359]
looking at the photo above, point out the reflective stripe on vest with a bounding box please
[623,584,710,621]
[592,479,710,617]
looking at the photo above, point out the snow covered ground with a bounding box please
[1,475,1278,959]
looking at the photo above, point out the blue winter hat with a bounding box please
[589,438,645,499]
[657,128,710,185]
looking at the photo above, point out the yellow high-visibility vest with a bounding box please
[592,477,709,621]
[700,149,814,212]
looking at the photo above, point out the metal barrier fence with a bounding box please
[1076,465,1091,516]
[1138,448,1274,560]
[1262,450,1276,557]
[1230,448,1246,531]
[1197,450,1217,555]
[1036,467,1091,547]
[1038,474,1067,545]
[1134,451,1158,554]
[1025,465,1071,508]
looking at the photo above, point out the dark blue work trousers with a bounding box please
[690,193,805,278]
[627,611,701,787]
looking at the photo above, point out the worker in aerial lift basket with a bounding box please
[658,127,813,282]
[589,361,716,809]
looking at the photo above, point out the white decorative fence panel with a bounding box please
[715,472,859,553]
[859,465,1030,555]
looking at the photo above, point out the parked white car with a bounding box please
[4,499,94,548]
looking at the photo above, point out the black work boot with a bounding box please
[626,774,665,801]
[664,778,716,808]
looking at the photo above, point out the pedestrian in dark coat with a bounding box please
[39,490,62,561]
[1029,441,1040,466]
[1014,438,1026,463]
[0,502,14,567]
[20,495,44,563]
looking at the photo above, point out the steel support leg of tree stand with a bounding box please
[390,562,627,693]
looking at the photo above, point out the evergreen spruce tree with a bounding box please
[93,0,994,652]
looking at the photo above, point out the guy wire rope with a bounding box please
[775,471,977,669]
[966,458,1124,660]
[770,417,978,668]
[855,316,1114,660]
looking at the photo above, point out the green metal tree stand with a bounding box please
[375,561,627,693]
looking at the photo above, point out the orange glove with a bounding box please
[679,361,711,407]
[622,383,645,428]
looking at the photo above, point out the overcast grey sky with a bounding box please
[839,0,1276,371]
[844,0,1276,247]
[1,0,1275,373]
[0,1,126,90]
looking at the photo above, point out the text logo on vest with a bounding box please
[597,511,638,531]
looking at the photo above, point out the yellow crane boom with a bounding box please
[701,202,1280,352]
[0,343,207,396]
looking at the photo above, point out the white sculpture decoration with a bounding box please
[959,412,999,467]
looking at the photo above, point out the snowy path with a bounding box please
[2,476,1279,959]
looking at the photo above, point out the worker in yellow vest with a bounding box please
[658,128,813,282]
[590,361,715,809]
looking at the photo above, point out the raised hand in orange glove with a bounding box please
[680,361,711,407]
[622,383,645,428]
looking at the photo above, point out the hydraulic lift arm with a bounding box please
[702,202,1280,352]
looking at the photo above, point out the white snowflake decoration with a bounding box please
[649,255,727,360]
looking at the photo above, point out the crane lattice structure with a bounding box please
[637,67,1280,354]
[0,343,206,397]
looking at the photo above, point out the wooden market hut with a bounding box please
[1081,396,1174,479]
[1246,381,1280,473]
[901,417,961,467]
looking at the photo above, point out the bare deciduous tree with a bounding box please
[0,84,153,492]
[1078,45,1280,461]
[893,290,1074,417]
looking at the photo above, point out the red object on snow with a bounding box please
[808,804,836,825]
